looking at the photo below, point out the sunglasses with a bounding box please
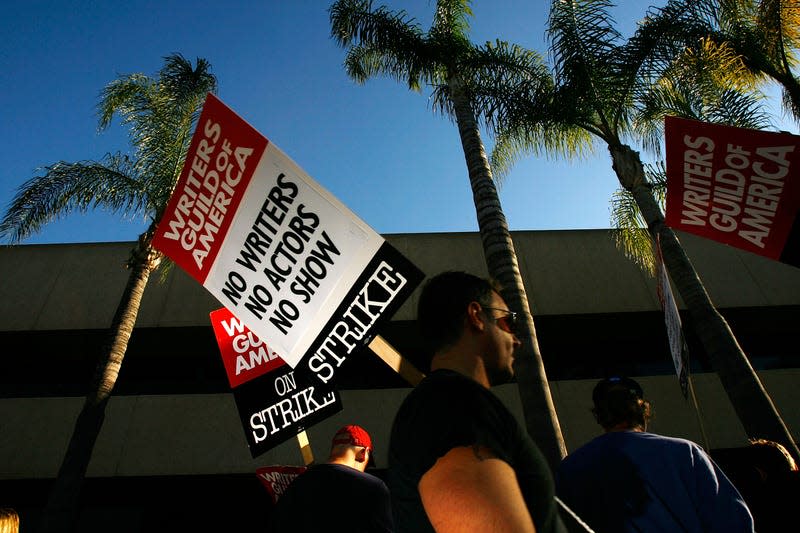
[483,307,519,335]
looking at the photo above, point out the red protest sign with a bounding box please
[256,465,307,504]
[665,116,800,266]
[209,307,285,388]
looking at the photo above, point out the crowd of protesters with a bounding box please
[265,271,796,533]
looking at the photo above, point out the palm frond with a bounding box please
[548,0,622,79]
[624,1,705,80]
[0,157,147,243]
[99,54,217,210]
[547,0,624,115]
[673,0,800,121]
[610,162,668,275]
[490,120,596,180]
[159,54,216,104]
[611,189,656,274]
[3,55,215,243]
[330,0,434,89]
[344,41,432,90]
[431,0,473,39]
[634,38,771,155]
[97,74,152,131]
[491,129,534,179]
[756,0,800,64]
[461,40,554,132]
[781,83,800,120]
[330,0,424,51]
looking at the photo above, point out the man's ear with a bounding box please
[355,446,368,463]
[466,301,485,331]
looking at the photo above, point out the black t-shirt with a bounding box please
[388,369,566,533]
[268,463,394,532]
[389,370,564,533]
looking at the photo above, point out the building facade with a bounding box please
[1,229,798,530]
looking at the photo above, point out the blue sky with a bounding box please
[1,0,793,245]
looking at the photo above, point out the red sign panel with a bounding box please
[210,307,286,388]
[256,465,307,504]
[152,93,268,284]
[665,116,800,266]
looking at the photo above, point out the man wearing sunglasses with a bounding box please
[388,271,567,533]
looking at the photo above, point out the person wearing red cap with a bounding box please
[388,272,567,533]
[555,376,754,533]
[268,424,393,532]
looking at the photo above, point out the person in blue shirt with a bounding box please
[556,376,754,533]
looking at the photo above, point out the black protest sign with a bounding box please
[234,364,342,458]
[296,241,424,387]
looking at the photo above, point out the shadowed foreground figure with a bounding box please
[269,425,393,532]
[556,376,754,533]
[388,271,567,532]
[712,439,800,533]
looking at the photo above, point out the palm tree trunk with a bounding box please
[38,231,162,533]
[610,142,800,461]
[449,76,567,468]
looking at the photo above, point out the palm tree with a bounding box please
[669,0,800,122]
[491,0,799,460]
[329,0,567,467]
[0,54,217,532]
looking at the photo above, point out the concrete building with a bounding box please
[1,229,798,530]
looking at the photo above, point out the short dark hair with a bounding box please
[592,377,651,430]
[417,271,498,360]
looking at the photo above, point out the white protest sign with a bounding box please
[153,94,423,384]
[655,236,689,398]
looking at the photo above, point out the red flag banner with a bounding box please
[665,116,800,267]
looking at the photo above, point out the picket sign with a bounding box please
[292,334,427,461]
[292,332,426,462]
[153,93,424,384]
[292,336,424,466]
[210,303,425,463]
[175,94,425,462]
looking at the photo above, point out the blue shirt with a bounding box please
[556,431,754,533]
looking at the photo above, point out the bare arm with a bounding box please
[418,445,536,533]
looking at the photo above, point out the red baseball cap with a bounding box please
[331,425,373,452]
[332,425,376,467]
